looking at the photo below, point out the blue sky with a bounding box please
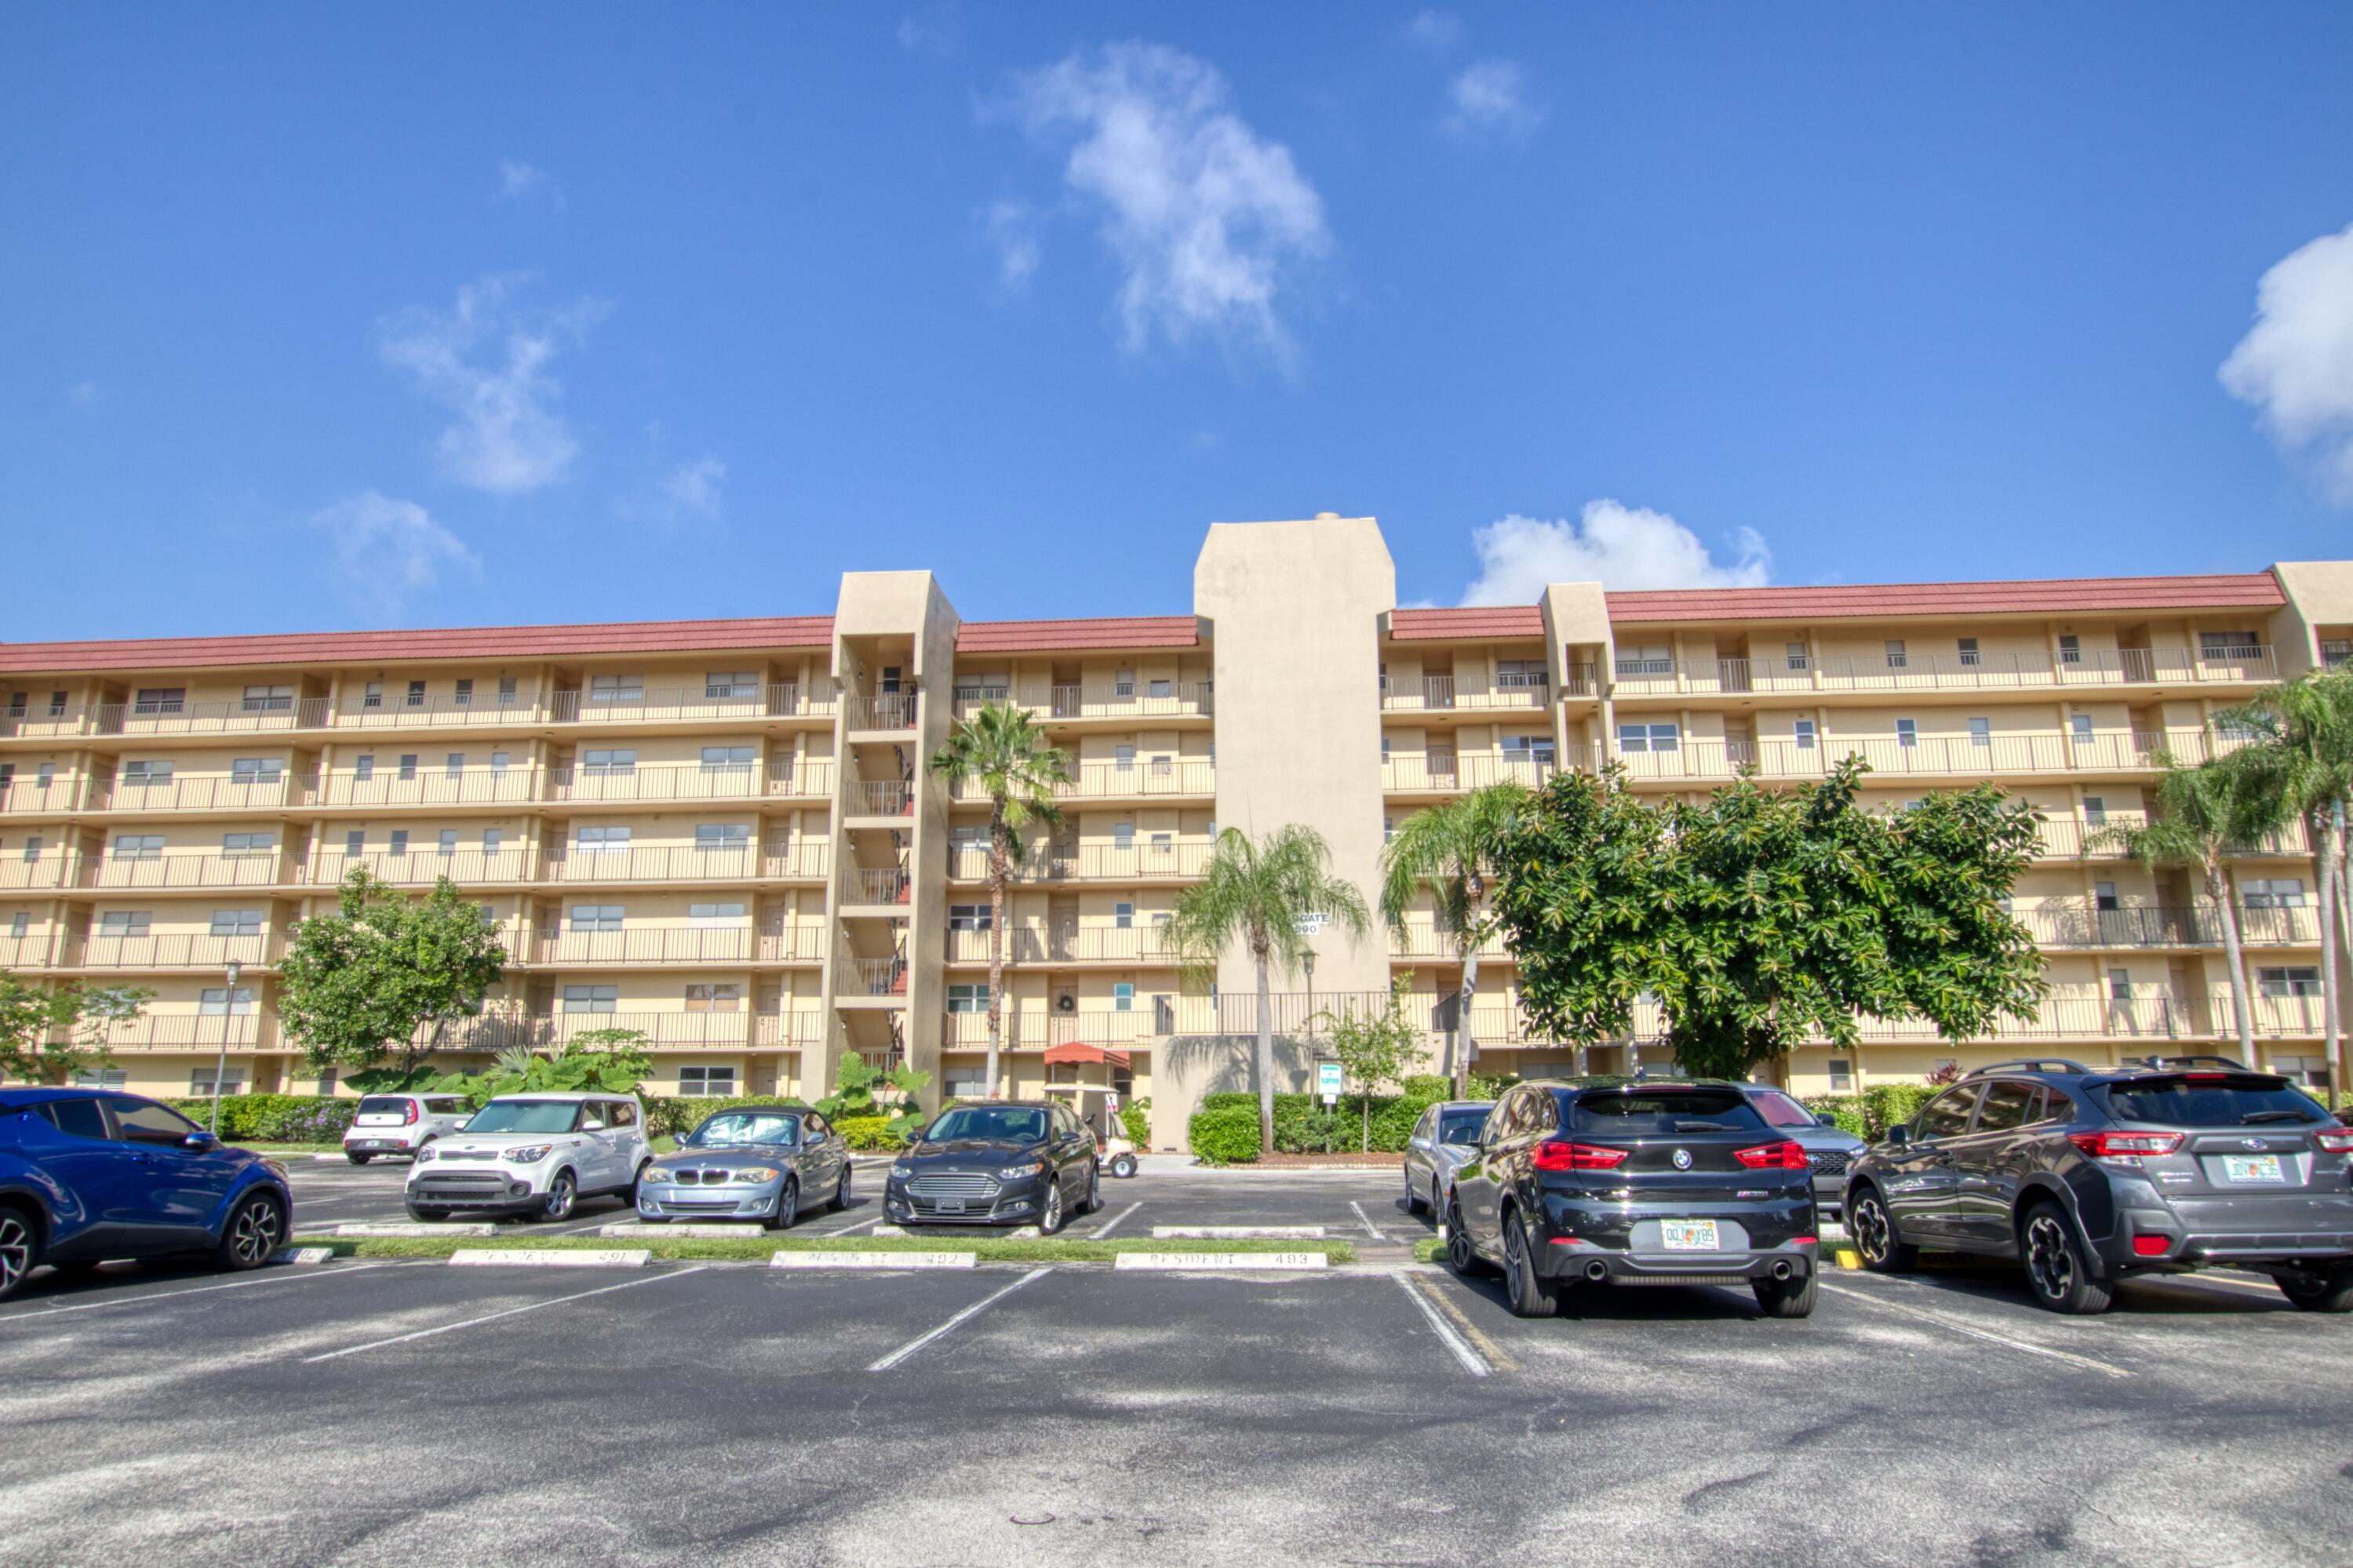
[4,4,2351,639]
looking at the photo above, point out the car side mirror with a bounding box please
[581,1119,606,1132]
[1885,1124,1910,1148]
[182,1131,220,1151]
[1817,1112,1839,1127]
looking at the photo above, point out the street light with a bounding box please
[1301,946,1317,1049]
[209,959,241,1134]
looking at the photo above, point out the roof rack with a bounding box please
[1960,1058,2092,1079]
[2116,1054,2248,1072]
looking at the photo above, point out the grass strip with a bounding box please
[1411,1238,1445,1264]
[290,1232,1357,1265]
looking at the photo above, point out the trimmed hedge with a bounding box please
[1801,1082,1938,1141]
[833,1115,907,1151]
[1196,1090,1453,1155]
[643,1093,814,1138]
[169,1093,357,1144]
[1119,1097,1151,1149]
[1187,1105,1262,1163]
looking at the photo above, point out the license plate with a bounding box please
[1661,1219,1720,1252]
[2223,1154,2286,1184]
[937,1199,966,1214]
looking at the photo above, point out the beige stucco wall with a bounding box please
[2271,562,2353,678]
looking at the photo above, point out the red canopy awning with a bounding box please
[1042,1042,1130,1068]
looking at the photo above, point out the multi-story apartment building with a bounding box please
[5,516,2351,1145]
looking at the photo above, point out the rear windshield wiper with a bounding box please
[2241,1110,2313,1124]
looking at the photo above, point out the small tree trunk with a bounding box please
[2316,807,2342,1109]
[985,804,1007,1100]
[1253,937,1275,1158]
[2211,861,2256,1064]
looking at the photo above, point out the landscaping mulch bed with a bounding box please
[1230,1151,1405,1170]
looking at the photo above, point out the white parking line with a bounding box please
[1089,1202,1142,1239]
[867,1268,1051,1373]
[1350,1201,1387,1242]
[303,1266,708,1363]
[0,1261,410,1324]
[1817,1281,2131,1379]
[814,1215,883,1237]
[1390,1271,1491,1377]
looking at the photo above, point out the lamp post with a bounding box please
[1301,946,1320,1151]
[209,959,241,1134]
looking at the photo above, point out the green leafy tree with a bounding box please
[1317,973,1430,1151]
[279,868,508,1078]
[0,975,152,1084]
[351,1030,657,1107]
[1169,824,1371,1153]
[928,700,1073,1098]
[1378,783,1531,1097]
[1494,760,2048,1081]
[2094,748,2291,1064]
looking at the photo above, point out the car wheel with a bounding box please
[1848,1189,1917,1274]
[539,1171,577,1223]
[345,1152,372,1166]
[1754,1270,1819,1319]
[2020,1202,2113,1315]
[828,1164,851,1213]
[214,1191,285,1271]
[627,1160,650,1204]
[1502,1211,1559,1319]
[1444,1196,1495,1278]
[1083,1169,1103,1215]
[2276,1265,2353,1313]
[405,1204,451,1222]
[1403,1169,1426,1216]
[1040,1176,1065,1235]
[767,1178,800,1231]
[1110,1153,1138,1180]
[0,1206,38,1302]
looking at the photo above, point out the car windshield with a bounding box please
[1437,1110,1489,1146]
[464,1101,581,1134]
[1570,1090,1768,1135]
[924,1107,1047,1144]
[1747,1089,1818,1129]
[356,1097,413,1115]
[2096,1075,2327,1128]
[686,1112,801,1148]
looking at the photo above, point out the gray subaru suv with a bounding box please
[1845,1057,2353,1314]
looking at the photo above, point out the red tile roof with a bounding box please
[0,616,836,675]
[1390,606,1545,640]
[1605,573,2286,624]
[956,616,1200,653]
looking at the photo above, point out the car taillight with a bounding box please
[2068,1130,2184,1159]
[1732,1140,1808,1170]
[2315,1130,2353,1155]
[1531,1141,1628,1170]
[403,1102,419,1124]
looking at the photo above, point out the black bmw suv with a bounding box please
[1445,1079,1820,1319]
[1845,1057,2353,1314]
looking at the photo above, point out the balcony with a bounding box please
[84,1013,280,1053]
[1614,731,2198,784]
[2031,816,2314,860]
[840,866,912,906]
[535,845,775,886]
[948,758,1216,803]
[1614,646,2282,698]
[952,682,1214,722]
[843,780,915,817]
[753,1010,828,1048]
[311,769,537,810]
[943,925,1182,965]
[81,852,296,892]
[63,933,285,971]
[526,927,761,966]
[2022,903,2317,949]
[1386,924,1507,960]
[1380,675,1551,714]
[840,956,908,998]
[1381,752,1583,795]
[545,760,833,806]
[947,840,1212,884]
[0,777,89,815]
[843,694,918,731]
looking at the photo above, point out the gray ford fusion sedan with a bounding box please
[634,1105,851,1230]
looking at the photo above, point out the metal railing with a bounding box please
[81,774,308,813]
[1612,646,2281,696]
[840,866,912,905]
[1612,731,2192,783]
[0,777,90,814]
[947,840,1213,883]
[942,925,1184,965]
[1386,924,1507,959]
[546,682,833,726]
[537,845,770,884]
[753,1011,828,1047]
[951,682,1215,721]
[843,693,918,730]
[64,933,284,970]
[544,762,832,805]
[87,1013,280,1052]
[528,927,761,966]
[1381,752,1584,793]
[1379,675,1550,712]
[311,770,537,809]
[949,758,1216,802]
[80,853,296,891]
[2022,903,2318,949]
[841,956,909,997]
[757,924,829,962]
[844,780,915,817]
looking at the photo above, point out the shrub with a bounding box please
[1863,1082,1937,1139]
[1193,1090,1444,1154]
[834,1115,906,1151]
[263,1098,359,1142]
[1802,1095,1870,1139]
[1188,1105,1261,1162]
[169,1093,330,1142]
[1119,1097,1150,1148]
[642,1093,813,1139]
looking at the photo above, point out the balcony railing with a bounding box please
[840,866,912,905]
[1379,675,1550,713]
[537,845,770,885]
[311,770,537,809]
[1613,731,2195,783]
[543,761,833,805]
[952,682,1215,721]
[949,759,1217,802]
[753,1011,829,1047]
[1613,646,2280,697]
[841,956,909,997]
[947,841,1213,883]
[78,774,307,813]
[758,924,830,962]
[87,1013,280,1052]
[2022,903,2318,949]
[81,853,296,891]
[844,780,915,817]
[1386,924,1507,959]
[0,777,89,814]
[1381,753,1583,793]
[528,927,760,966]
[843,693,918,730]
[64,933,284,970]
[943,926,1183,965]
[545,682,834,727]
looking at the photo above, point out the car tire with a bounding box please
[2020,1201,2113,1315]
[1083,1169,1104,1215]
[2277,1265,2353,1313]
[1040,1175,1065,1235]
[213,1191,285,1272]
[1848,1188,1917,1274]
[1444,1195,1495,1278]
[627,1160,650,1204]
[405,1204,450,1222]
[1403,1170,1426,1216]
[0,1206,39,1302]
[1754,1270,1819,1319]
[345,1152,373,1166]
[1110,1153,1138,1180]
[767,1178,799,1231]
[828,1164,851,1213]
[1502,1211,1559,1319]
[539,1171,577,1224]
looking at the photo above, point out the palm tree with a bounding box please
[1377,783,1531,1097]
[2093,749,2289,1064]
[927,702,1073,1100]
[1169,825,1371,1154]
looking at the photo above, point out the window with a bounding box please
[98,911,151,937]
[1383,814,1396,845]
[133,686,185,715]
[453,678,474,707]
[2324,639,2353,671]
[44,691,64,718]
[1968,718,1991,748]
[437,829,457,855]
[231,758,282,785]
[706,671,759,700]
[570,905,626,933]
[954,674,1011,703]
[2095,881,2119,911]
[944,1067,989,1101]
[562,984,619,1014]
[199,987,257,1017]
[582,748,637,777]
[695,823,751,852]
[1974,1081,2036,1133]
[1496,659,1549,689]
[8,914,25,939]
[2071,714,2094,745]
[210,909,263,938]
[362,682,383,709]
[950,824,989,854]
[2107,967,2132,1001]
[1615,644,1674,677]
[405,680,427,708]
[688,902,745,925]
[700,745,754,772]
[1896,719,1918,748]
[64,1071,124,1097]
[242,684,294,713]
[1380,735,1391,763]
[1114,744,1136,769]
[2243,878,2307,908]
[684,984,741,1013]
[354,755,375,782]
[2083,795,2107,826]
[1794,719,1817,751]
[121,760,173,788]
[2257,966,2322,999]
[588,673,644,704]
[1827,1057,1853,1092]
[2199,631,2259,658]
[949,904,994,933]
[1784,642,1808,671]
[1149,678,1173,700]
[1912,1086,1980,1140]
[189,1068,245,1097]
[1957,637,1981,668]
[946,983,989,1014]
[1502,735,1557,766]
[1114,901,1135,930]
[879,666,903,694]
[490,751,510,778]
[1113,822,1135,850]
[111,834,164,860]
[1885,639,1907,669]
[1617,722,1680,753]
[344,830,365,857]
[445,753,464,780]
[316,1068,339,1096]
[577,826,632,853]
[3,695,19,719]
[388,830,410,857]
[1113,982,1135,1013]
[398,754,417,781]
[679,1065,738,1097]
[222,831,273,857]
[497,676,518,704]
[1114,669,1135,697]
[482,828,503,855]
[2058,635,2082,666]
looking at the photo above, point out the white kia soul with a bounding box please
[344,1093,474,1164]
[403,1093,650,1222]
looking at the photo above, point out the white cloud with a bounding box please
[1444,59,1543,139]
[496,159,565,209]
[1404,9,1462,49]
[378,275,605,495]
[2220,220,2353,504]
[311,491,479,613]
[896,9,956,55]
[1460,500,1771,604]
[985,198,1041,289]
[658,454,726,522]
[997,42,1331,360]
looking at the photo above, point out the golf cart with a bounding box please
[1044,1082,1140,1179]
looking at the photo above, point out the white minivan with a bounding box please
[344,1093,475,1164]
[403,1093,651,1222]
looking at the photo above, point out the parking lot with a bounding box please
[2,1158,2349,1567]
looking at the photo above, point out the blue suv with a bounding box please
[0,1088,294,1301]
